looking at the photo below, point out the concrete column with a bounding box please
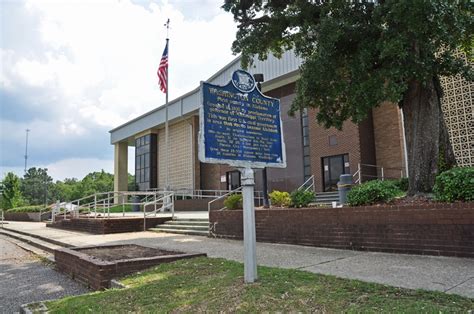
[114,142,128,204]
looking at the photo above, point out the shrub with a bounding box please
[394,177,409,192]
[6,205,47,213]
[347,180,403,206]
[224,194,243,210]
[433,167,474,202]
[290,189,315,208]
[269,190,291,207]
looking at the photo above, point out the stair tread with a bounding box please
[158,225,208,230]
[0,229,61,253]
[149,228,208,236]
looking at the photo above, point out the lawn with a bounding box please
[44,257,473,313]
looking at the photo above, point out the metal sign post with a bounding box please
[240,167,257,282]
[199,69,286,284]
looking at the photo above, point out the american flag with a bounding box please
[158,42,168,93]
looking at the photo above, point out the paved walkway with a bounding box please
[1,221,473,299]
[0,235,88,313]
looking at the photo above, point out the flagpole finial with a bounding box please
[164,18,170,40]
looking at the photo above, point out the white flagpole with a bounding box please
[165,19,170,192]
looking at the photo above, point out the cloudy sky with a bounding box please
[0,0,237,180]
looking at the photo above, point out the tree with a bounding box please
[1,172,23,209]
[21,167,53,205]
[223,0,473,195]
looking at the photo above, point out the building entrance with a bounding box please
[322,154,350,191]
[226,171,241,190]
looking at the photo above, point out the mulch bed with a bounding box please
[76,245,180,262]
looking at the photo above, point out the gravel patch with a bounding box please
[0,235,89,313]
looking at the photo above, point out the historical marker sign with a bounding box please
[198,69,286,168]
[199,69,286,283]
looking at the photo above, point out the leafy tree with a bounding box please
[21,167,53,205]
[77,170,114,197]
[224,0,473,195]
[1,172,23,209]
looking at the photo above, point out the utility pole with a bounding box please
[24,129,30,173]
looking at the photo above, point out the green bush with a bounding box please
[224,194,243,210]
[269,190,291,207]
[6,205,47,213]
[433,167,474,202]
[394,177,409,192]
[290,189,315,208]
[347,180,404,206]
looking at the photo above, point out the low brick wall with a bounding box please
[209,203,474,258]
[47,216,171,234]
[55,245,206,290]
[4,211,51,222]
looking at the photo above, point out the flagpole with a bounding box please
[165,19,170,192]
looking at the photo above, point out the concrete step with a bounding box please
[173,218,209,222]
[0,233,54,262]
[159,224,208,231]
[167,220,209,226]
[0,226,71,248]
[0,228,62,253]
[149,228,209,236]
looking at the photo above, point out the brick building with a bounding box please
[110,51,473,196]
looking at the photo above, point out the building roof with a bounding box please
[109,51,303,144]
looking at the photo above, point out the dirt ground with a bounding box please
[77,245,180,261]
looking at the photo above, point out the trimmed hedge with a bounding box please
[347,180,404,206]
[433,167,474,202]
[269,190,291,207]
[290,190,315,208]
[224,194,243,210]
[6,205,47,213]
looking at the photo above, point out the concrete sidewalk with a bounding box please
[1,221,473,298]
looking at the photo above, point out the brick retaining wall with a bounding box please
[209,203,474,258]
[47,216,171,234]
[55,245,206,290]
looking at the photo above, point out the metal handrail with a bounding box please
[208,186,243,212]
[353,163,406,184]
[298,175,315,192]
[143,191,175,231]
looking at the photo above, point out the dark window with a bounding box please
[135,134,158,191]
[301,109,312,181]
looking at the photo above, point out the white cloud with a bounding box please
[1,0,238,176]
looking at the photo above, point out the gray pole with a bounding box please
[240,167,257,283]
[24,129,30,173]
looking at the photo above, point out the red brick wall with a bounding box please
[307,110,362,192]
[209,204,474,258]
[47,217,171,234]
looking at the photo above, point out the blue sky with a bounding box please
[1,0,237,180]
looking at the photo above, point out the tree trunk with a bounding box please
[401,77,456,196]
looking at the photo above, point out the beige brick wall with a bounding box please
[372,102,406,179]
[158,119,194,190]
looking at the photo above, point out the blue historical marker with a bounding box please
[199,69,286,168]
[199,69,286,284]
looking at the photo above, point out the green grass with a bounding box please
[106,204,135,213]
[44,257,473,313]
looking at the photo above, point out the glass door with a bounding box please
[322,154,350,191]
[226,171,241,190]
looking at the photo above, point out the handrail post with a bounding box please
[381,167,384,181]
[171,193,175,220]
[358,163,361,184]
[94,194,97,218]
